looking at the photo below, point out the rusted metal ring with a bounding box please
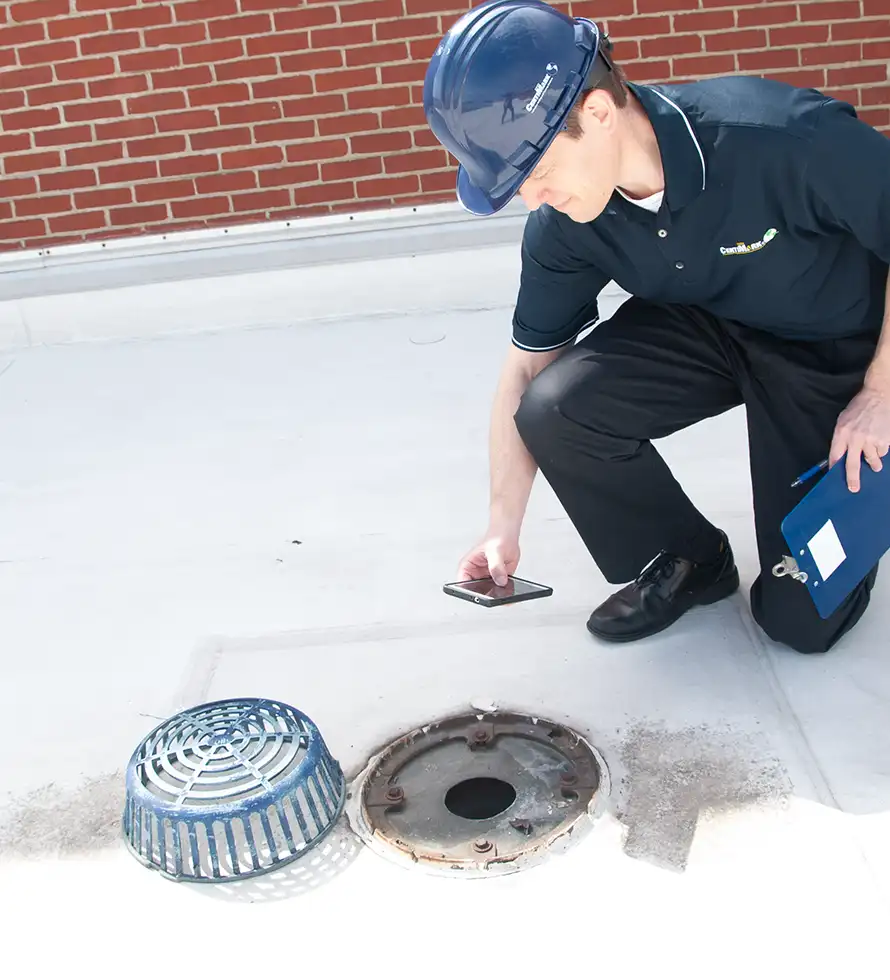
[347,710,608,878]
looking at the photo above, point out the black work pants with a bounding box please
[514,299,880,654]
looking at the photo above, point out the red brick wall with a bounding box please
[1,0,889,252]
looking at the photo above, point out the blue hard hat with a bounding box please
[423,0,612,216]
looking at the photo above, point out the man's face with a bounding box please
[517,91,620,224]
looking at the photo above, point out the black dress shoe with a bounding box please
[587,533,740,643]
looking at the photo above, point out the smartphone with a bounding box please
[442,574,553,607]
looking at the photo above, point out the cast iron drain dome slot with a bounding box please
[347,710,608,878]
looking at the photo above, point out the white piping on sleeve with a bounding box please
[511,316,599,352]
[511,336,575,352]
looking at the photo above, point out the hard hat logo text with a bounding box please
[526,63,558,114]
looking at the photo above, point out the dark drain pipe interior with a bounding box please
[444,777,517,820]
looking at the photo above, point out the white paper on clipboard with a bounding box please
[807,519,847,581]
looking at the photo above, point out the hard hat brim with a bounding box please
[457,165,520,217]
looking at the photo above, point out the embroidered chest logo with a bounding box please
[719,227,778,256]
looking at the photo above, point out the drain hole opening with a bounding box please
[444,777,517,821]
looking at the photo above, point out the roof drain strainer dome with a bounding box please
[347,710,608,878]
[123,698,346,883]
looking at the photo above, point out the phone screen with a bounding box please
[454,577,547,599]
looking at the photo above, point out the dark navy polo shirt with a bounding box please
[512,76,890,351]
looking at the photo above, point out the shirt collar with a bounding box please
[627,82,707,213]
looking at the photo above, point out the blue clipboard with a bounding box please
[780,457,890,619]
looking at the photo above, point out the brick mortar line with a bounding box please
[12,165,452,208]
[8,153,453,186]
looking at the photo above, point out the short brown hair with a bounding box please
[563,58,629,139]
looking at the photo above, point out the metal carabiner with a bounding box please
[772,555,808,584]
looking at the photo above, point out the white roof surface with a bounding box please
[0,220,888,974]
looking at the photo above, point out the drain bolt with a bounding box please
[385,786,404,803]
[560,772,578,787]
[473,839,493,854]
[472,729,490,745]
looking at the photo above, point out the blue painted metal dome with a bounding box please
[122,698,346,882]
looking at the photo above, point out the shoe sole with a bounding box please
[586,567,741,644]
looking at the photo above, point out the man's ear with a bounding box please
[578,88,617,131]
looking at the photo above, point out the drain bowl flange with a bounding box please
[347,711,608,877]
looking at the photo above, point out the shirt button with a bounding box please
[675,261,685,270]
[658,229,668,238]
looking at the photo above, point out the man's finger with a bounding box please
[846,440,864,492]
[864,444,884,473]
[828,428,848,469]
[457,556,485,581]
[488,549,508,586]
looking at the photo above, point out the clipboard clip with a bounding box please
[772,555,808,584]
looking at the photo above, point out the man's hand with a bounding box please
[456,530,521,587]
[830,383,890,492]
